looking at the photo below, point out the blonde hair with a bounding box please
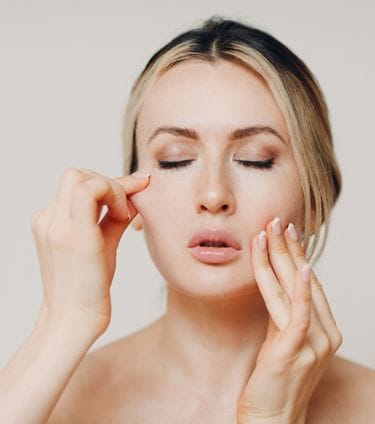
[121,16,342,264]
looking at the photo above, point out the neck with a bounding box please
[155,284,270,405]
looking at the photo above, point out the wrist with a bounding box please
[34,303,107,343]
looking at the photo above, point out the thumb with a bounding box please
[99,211,130,252]
[114,171,151,194]
[99,198,138,251]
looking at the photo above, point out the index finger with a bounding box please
[114,171,151,195]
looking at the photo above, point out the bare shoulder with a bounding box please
[47,327,375,424]
[47,320,161,423]
[46,343,114,423]
[307,354,375,423]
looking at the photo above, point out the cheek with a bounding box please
[128,176,191,268]
[237,172,304,229]
[128,175,189,227]
[129,168,304,239]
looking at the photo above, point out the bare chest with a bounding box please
[85,388,238,424]
[83,386,350,424]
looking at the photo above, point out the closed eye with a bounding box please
[157,158,274,170]
[237,158,274,169]
[158,160,193,170]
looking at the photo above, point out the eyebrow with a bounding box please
[147,125,286,145]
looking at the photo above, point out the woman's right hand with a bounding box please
[30,167,151,336]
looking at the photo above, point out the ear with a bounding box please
[131,214,143,231]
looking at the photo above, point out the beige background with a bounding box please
[1,0,374,369]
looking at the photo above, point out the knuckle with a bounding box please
[83,177,111,195]
[332,330,343,350]
[73,183,90,199]
[59,167,84,188]
[31,209,47,233]
[302,291,312,302]
[63,166,80,179]
[274,290,291,305]
[46,225,71,248]
[273,243,289,255]
[295,309,311,332]
[258,259,270,269]
[297,320,310,334]
[79,167,96,174]
[317,334,331,355]
[113,187,125,201]
[31,209,44,226]
[296,251,307,261]
[299,347,317,367]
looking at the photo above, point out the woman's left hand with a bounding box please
[236,217,343,424]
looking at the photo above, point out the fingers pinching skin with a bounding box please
[97,172,151,248]
[114,170,151,195]
[78,168,151,221]
[285,223,343,351]
[30,167,152,333]
[113,171,151,220]
[71,169,150,235]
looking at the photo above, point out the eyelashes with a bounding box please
[158,160,193,170]
[157,158,275,171]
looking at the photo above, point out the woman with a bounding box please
[1,17,374,423]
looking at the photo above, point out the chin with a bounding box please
[161,267,258,300]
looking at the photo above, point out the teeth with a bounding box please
[200,241,228,247]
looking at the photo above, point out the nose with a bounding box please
[195,166,236,216]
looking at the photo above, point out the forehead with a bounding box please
[136,59,288,144]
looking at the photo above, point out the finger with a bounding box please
[83,169,150,220]
[251,230,290,330]
[113,172,151,220]
[267,217,327,350]
[273,264,312,363]
[266,216,298,295]
[114,170,151,195]
[99,172,151,250]
[70,178,125,235]
[78,169,132,222]
[52,168,88,222]
[285,223,343,351]
[98,210,129,252]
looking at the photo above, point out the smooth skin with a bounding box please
[32,167,151,333]
[2,58,374,423]
[0,168,150,423]
[47,59,374,424]
[237,218,342,423]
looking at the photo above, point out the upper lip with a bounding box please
[188,228,242,250]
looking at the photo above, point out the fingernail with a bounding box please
[127,211,132,221]
[301,263,312,283]
[258,230,267,250]
[287,223,299,241]
[132,170,151,180]
[271,216,282,236]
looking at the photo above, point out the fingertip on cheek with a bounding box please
[257,230,267,250]
[286,222,299,242]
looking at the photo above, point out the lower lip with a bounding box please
[188,246,241,264]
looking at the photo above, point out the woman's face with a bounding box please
[129,59,304,298]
